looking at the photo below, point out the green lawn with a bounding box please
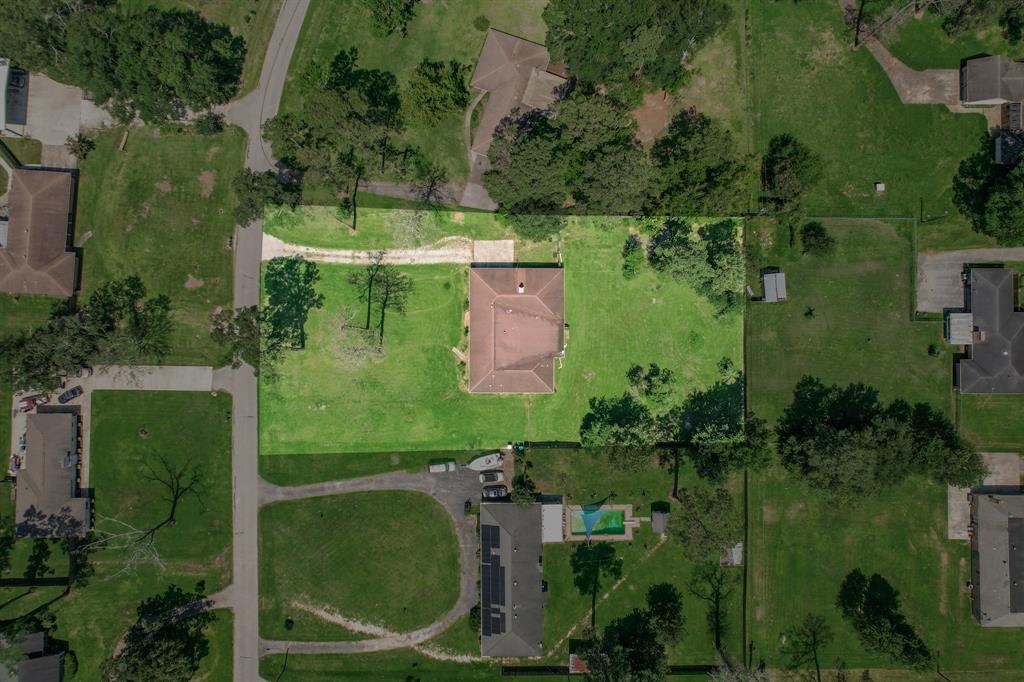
[425,613,479,658]
[0,391,233,679]
[746,218,951,424]
[0,136,43,192]
[749,469,1024,674]
[263,203,509,249]
[258,449,491,485]
[959,394,1024,452]
[76,125,245,365]
[259,218,742,454]
[280,0,547,181]
[749,0,986,219]
[886,11,1024,71]
[0,295,59,459]
[259,491,460,641]
[118,0,283,95]
[260,650,504,681]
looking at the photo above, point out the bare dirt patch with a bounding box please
[808,28,844,67]
[451,211,465,223]
[761,504,779,524]
[185,275,205,290]
[205,145,221,162]
[632,91,676,145]
[786,501,806,521]
[155,179,172,194]
[198,170,216,198]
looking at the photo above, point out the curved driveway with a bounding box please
[257,470,480,655]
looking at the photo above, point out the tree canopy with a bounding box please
[953,136,1024,245]
[1,277,172,392]
[101,584,215,682]
[762,133,822,207]
[670,487,740,562]
[404,59,470,123]
[1,4,245,123]
[648,219,745,314]
[777,377,985,503]
[543,0,732,100]
[267,48,408,203]
[232,169,300,225]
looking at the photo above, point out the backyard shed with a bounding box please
[540,496,564,544]
[651,510,669,534]
[762,271,787,303]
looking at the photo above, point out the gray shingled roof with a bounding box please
[15,413,89,538]
[480,503,545,657]
[971,494,1024,627]
[958,268,1024,394]
[961,55,1024,104]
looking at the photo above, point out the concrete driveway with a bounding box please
[948,453,1022,540]
[916,248,1024,313]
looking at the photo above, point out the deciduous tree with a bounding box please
[670,487,739,562]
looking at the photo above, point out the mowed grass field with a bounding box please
[0,391,233,680]
[280,0,547,181]
[746,218,951,424]
[886,10,1024,70]
[263,203,509,249]
[259,218,743,454]
[959,394,1024,452]
[76,126,244,365]
[749,469,1024,674]
[118,0,283,95]
[749,0,985,218]
[259,491,460,641]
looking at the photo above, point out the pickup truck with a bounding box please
[428,460,457,473]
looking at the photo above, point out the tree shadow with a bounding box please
[570,542,623,628]
[837,569,931,669]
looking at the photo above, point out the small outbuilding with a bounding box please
[762,271,787,303]
[15,412,90,538]
[651,510,669,534]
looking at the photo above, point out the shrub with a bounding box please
[621,233,644,279]
[800,221,835,256]
[65,133,96,160]
[473,15,490,31]
[405,59,471,123]
[194,111,225,135]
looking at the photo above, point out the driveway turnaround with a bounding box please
[916,248,1024,313]
[258,469,481,656]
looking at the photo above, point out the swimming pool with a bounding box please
[570,509,626,536]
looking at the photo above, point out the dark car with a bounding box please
[58,386,83,404]
[482,485,508,499]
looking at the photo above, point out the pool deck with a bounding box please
[563,504,637,542]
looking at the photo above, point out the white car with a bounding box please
[479,471,504,484]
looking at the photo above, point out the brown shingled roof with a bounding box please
[469,267,564,393]
[0,168,77,298]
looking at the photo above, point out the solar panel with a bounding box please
[482,608,492,636]
[492,614,504,635]
[498,612,506,634]
[496,566,505,606]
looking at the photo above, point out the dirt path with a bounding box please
[258,469,481,656]
[261,233,476,264]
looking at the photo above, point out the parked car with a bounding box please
[482,485,508,499]
[479,471,504,484]
[58,386,83,404]
[18,394,49,412]
[428,460,457,473]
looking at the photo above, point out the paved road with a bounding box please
[258,470,481,655]
[222,0,310,172]
[916,248,1024,312]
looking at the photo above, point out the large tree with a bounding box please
[373,265,412,345]
[670,487,739,562]
[782,613,834,682]
[777,377,985,503]
[650,108,749,216]
[209,306,283,380]
[404,59,470,123]
[0,0,108,75]
[232,169,299,225]
[62,7,244,122]
[579,393,661,471]
[762,133,822,207]
[1,276,172,392]
[953,135,1024,244]
[544,0,732,100]
[648,219,745,314]
[101,584,215,682]
[266,48,405,216]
